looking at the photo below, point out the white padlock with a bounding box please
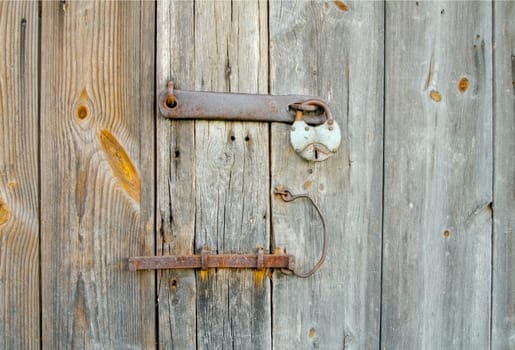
[290,100,341,161]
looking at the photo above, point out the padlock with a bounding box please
[289,99,341,161]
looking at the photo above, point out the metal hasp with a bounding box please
[158,82,342,161]
[128,246,295,272]
[159,81,327,125]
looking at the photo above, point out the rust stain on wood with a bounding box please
[309,327,316,338]
[430,90,442,102]
[0,198,10,226]
[200,269,209,281]
[254,269,267,288]
[458,78,470,93]
[99,129,141,202]
[334,1,349,12]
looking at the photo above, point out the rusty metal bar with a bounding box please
[158,82,328,125]
[128,248,295,272]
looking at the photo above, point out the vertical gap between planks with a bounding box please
[266,1,274,349]
[37,1,43,349]
[489,1,495,349]
[192,2,199,350]
[378,1,387,349]
[153,0,159,348]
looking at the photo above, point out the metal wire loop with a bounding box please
[273,186,328,278]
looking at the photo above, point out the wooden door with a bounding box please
[1,1,513,350]
[156,1,382,348]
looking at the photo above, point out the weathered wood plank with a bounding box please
[492,2,515,349]
[40,2,155,348]
[157,1,270,348]
[382,2,492,349]
[0,2,39,349]
[270,1,384,349]
[194,1,270,348]
[156,0,197,348]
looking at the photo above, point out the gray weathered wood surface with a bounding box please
[156,1,197,348]
[382,1,493,349]
[40,2,155,348]
[157,1,270,349]
[269,1,383,349]
[0,1,513,349]
[0,2,39,349]
[493,2,515,349]
[192,2,271,346]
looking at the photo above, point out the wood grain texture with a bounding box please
[194,1,270,347]
[0,1,507,348]
[40,2,155,348]
[157,1,270,348]
[382,2,493,349]
[0,2,39,349]
[156,0,197,348]
[270,2,384,349]
[492,2,515,349]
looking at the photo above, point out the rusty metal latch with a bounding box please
[129,246,295,272]
[158,82,341,161]
[129,187,327,278]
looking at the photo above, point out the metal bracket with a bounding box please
[128,246,295,272]
[158,81,328,126]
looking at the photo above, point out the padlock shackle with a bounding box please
[289,99,334,124]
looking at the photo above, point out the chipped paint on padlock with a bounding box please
[290,119,341,161]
